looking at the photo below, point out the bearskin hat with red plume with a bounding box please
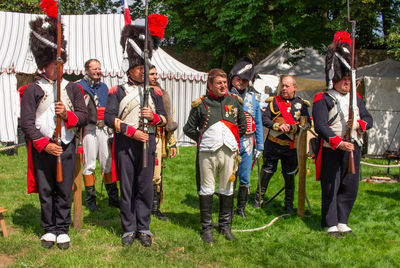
[29,0,67,70]
[120,25,153,71]
[325,31,355,89]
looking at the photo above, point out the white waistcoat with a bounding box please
[35,78,75,144]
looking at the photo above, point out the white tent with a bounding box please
[0,11,207,145]
[254,43,326,113]
[357,59,400,156]
[255,43,326,80]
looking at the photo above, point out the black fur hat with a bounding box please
[120,25,153,71]
[29,17,67,70]
[228,56,255,90]
[325,31,355,89]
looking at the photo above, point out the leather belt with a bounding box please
[268,134,291,146]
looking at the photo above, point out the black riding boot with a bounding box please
[236,185,249,218]
[199,195,214,244]
[85,186,100,212]
[283,172,295,213]
[105,182,120,208]
[218,194,237,240]
[151,185,169,221]
[253,170,274,208]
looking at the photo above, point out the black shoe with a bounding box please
[236,185,249,218]
[122,233,135,246]
[218,194,237,241]
[41,240,54,249]
[254,170,274,209]
[285,205,295,214]
[201,228,215,244]
[152,209,169,221]
[105,183,120,208]
[85,186,100,212]
[218,226,237,241]
[328,231,343,239]
[57,242,70,250]
[137,233,152,247]
[283,172,295,214]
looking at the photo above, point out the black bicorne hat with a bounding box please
[228,56,255,90]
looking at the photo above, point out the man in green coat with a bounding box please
[183,68,247,244]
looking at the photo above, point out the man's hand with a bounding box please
[254,149,262,159]
[55,101,67,120]
[141,107,154,121]
[338,141,354,152]
[132,129,149,142]
[170,147,177,159]
[44,143,63,156]
[278,123,291,133]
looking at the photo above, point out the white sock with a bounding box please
[337,223,352,232]
[327,226,339,233]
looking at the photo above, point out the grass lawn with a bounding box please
[0,146,399,267]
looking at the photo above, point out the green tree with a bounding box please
[154,0,400,71]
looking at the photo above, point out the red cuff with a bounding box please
[97,107,105,121]
[358,120,367,131]
[150,113,161,125]
[329,136,342,150]
[33,137,50,153]
[125,125,137,138]
[64,111,79,129]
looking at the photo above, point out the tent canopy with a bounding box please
[255,43,326,81]
[0,11,207,144]
[0,11,206,81]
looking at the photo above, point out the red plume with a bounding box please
[148,14,168,40]
[39,0,58,19]
[333,31,352,46]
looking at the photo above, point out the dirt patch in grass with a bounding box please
[0,254,15,267]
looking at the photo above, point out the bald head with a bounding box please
[281,75,297,99]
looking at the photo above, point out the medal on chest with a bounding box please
[225,105,233,117]
[294,102,302,120]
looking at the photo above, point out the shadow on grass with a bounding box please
[12,204,42,236]
[164,211,200,232]
[365,189,400,201]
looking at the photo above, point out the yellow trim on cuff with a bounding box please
[273,123,280,131]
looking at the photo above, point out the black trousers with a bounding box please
[320,144,361,228]
[262,140,297,174]
[32,141,76,235]
[115,133,155,233]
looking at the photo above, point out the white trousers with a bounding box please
[198,145,235,196]
[83,124,111,175]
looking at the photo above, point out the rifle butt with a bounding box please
[348,151,356,174]
[56,156,63,182]
[143,142,149,168]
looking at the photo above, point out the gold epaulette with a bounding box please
[265,96,274,103]
[237,95,244,105]
[191,97,203,108]
[301,98,311,107]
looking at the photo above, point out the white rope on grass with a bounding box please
[232,213,291,233]
[360,161,400,168]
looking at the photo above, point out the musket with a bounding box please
[141,0,150,168]
[55,0,63,182]
[346,0,356,174]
